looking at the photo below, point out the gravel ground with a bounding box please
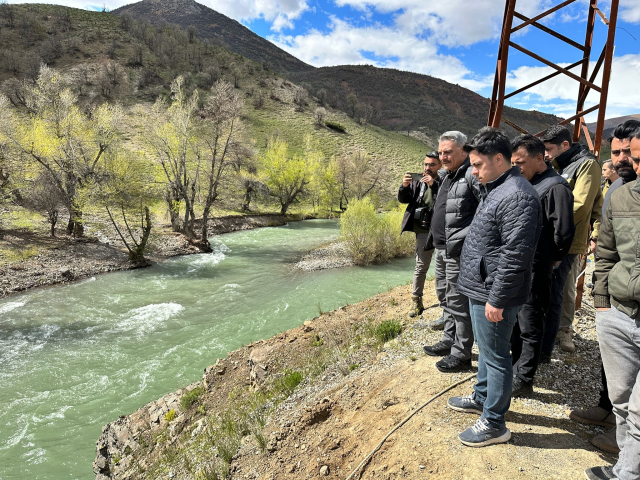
[293,242,354,271]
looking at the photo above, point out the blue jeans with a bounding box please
[541,254,578,356]
[470,298,522,428]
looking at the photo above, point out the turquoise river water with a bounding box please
[0,219,422,479]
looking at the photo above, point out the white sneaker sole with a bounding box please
[459,429,511,447]
[447,403,482,415]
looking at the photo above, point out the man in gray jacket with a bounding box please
[447,127,541,447]
[423,131,481,373]
[585,128,640,480]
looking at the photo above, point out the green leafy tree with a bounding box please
[88,149,158,265]
[260,137,310,215]
[0,65,122,236]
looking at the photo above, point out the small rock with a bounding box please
[320,465,330,476]
[419,465,425,469]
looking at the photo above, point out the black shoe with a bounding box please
[584,466,616,480]
[436,355,472,373]
[428,316,446,330]
[539,352,551,364]
[512,377,534,397]
[423,340,453,357]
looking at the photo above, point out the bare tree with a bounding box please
[196,80,247,250]
[293,88,308,112]
[23,172,65,237]
[314,107,326,126]
[316,88,327,106]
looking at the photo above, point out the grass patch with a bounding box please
[181,386,204,410]
[373,319,403,343]
[274,370,303,395]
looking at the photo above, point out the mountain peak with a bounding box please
[113,0,313,74]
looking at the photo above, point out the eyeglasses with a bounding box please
[424,163,440,168]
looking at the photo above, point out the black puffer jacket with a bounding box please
[458,167,542,308]
[427,158,482,257]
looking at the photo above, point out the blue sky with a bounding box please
[21,0,640,121]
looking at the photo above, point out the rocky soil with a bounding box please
[0,214,300,298]
[94,269,615,480]
[293,242,354,271]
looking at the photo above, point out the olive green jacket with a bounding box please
[593,179,640,320]
[552,144,602,254]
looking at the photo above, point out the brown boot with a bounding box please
[408,296,424,318]
[569,406,616,428]
[591,427,619,454]
[557,328,575,352]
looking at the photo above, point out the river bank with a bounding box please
[0,214,308,298]
[95,278,612,480]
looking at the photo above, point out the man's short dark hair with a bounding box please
[425,151,440,161]
[633,127,640,141]
[511,134,545,159]
[613,120,640,141]
[463,127,512,162]
[602,159,613,168]
[540,125,572,146]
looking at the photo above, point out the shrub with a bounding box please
[164,409,176,422]
[325,121,346,133]
[339,198,415,265]
[180,386,204,410]
[275,370,303,395]
[374,320,403,343]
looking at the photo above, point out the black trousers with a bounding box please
[511,264,553,385]
[598,362,613,411]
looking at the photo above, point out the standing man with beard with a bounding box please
[423,131,481,373]
[540,125,602,357]
[585,128,640,480]
[570,119,640,455]
[602,120,639,216]
[510,135,575,396]
[398,152,442,318]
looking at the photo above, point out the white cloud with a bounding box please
[334,0,551,47]
[505,53,640,121]
[620,0,640,23]
[270,17,492,90]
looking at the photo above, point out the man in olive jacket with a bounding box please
[585,130,640,480]
[540,125,602,356]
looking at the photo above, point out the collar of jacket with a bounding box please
[447,156,470,181]
[552,143,583,170]
[633,178,640,194]
[480,166,520,197]
[530,162,554,184]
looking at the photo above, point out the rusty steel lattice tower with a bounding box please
[488,0,619,160]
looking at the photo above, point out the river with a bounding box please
[0,219,423,479]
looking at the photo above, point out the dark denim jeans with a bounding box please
[541,253,578,356]
[470,298,522,428]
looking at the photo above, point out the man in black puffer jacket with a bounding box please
[422,131,482,373]
[447,128,542,447]
[510,135,575,397]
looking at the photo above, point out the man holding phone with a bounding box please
[398,151,442,318]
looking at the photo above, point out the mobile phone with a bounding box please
[410,172,423,182]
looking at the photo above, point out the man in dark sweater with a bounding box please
[398,151,442,318]
[510,135,575,397]
[447,127,541,447]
